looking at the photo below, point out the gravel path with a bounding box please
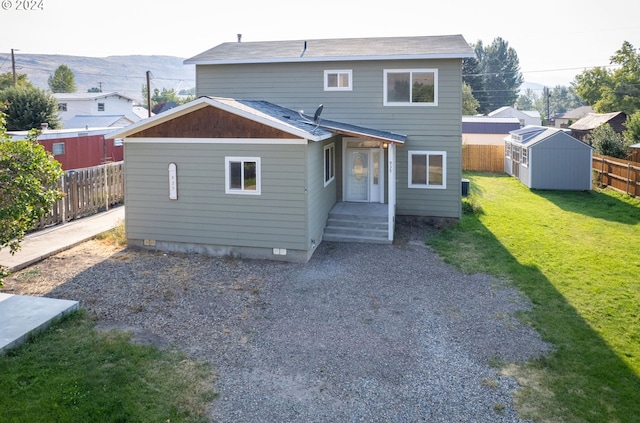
[5,221,551,422]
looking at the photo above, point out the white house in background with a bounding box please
[487,106,541,127]
[54,92,145,129]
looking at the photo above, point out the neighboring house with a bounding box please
[8,127,123,170]
[54,92,143,129]
[569,111,628,142]
[504,126,592,191]
[462,116,521,145]
[487,106,542,127]
[111,34,474,262]
[553,105,594,128]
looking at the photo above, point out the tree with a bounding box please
[0,85,61,130]
[87,87,102,93]
[623,111,640,146]
[48,64,77,93]
[517,85,585,122]
[462,82,480,115]
[586,123,629,158]
[574,41,640,115]
[0,72,32,90]
[0,112,64,284]
[141,86,192,114]
[466,37,524,114]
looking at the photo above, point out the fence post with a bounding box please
[627,163,631,195]
[104,164,109,212]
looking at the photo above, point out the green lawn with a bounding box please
[0,310,216,423]
[427,172,640,423]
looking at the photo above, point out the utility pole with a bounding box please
[146,71,151,117]
[11,48,17,86]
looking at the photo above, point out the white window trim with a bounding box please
[324,143,335,186]
[522,147,529,167]
[324,70,352,91]
[408,150,447,189]
[225,156,261,195]
[383,69,438,106]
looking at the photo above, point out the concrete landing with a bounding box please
[0,293,79,354]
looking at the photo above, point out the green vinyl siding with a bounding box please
[196,58,464,218]
[124,141,309,250]
[306,138,339,245]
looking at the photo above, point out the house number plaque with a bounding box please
[168,163,178,200]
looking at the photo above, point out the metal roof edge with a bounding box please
[184,53,474,66]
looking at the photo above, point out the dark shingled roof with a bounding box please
[185,35,474,65]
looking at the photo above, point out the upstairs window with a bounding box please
[58,103,67,112]
[384,69,438,106]
[98,102,105,112]
[225,157,261,195]
[324,70,352,91]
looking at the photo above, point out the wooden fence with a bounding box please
[462,144,505,173]
[592,154,640,198]
[35,161,125,229]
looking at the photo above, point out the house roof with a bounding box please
[462,116,521,134]
[108,96,406,144]
[184,35,475,65]
[554,105,594,119]
[568,111,626,131]
[7,127,117,141]
[488,106,540,119]
[505,125,591,149]
[53,92,136,103]
[64,115,134,129]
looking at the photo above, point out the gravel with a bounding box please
[7,220,551,422]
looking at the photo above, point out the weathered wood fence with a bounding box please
[462,144,504,173]
[592,154,640,198]
[34,161,125,229]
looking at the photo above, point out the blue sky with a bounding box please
[1,0,639,88]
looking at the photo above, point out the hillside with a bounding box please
[0,53,194,103]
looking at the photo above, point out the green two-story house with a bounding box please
[110,35,474,262]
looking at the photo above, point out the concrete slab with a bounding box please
[0,293,79,354]
[0,205,124,272]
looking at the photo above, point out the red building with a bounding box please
[8,127,123,170]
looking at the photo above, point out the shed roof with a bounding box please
[568,111,626,130]
[505,125,591,149]
[64,115,133,129]
[108,96,406,144]
[185,35,474,65]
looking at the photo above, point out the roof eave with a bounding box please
[184,53,474,66]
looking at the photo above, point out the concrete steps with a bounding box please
[323,209,391,244]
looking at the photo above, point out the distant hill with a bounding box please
[0,53,194,103]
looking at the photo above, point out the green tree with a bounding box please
[87,87,102,93]
[141,86,192,114]
[462,82,480,115]
[0,72,32,90]
[574,41,640,115]
[467,37,524,114]
[0,85,61,130]
[586,123,629,158]
[0,112,64,284]
[48,64,77,93]
[623,111,640,146]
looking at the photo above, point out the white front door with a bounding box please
[345,147,383,202]
[346,148,369,202]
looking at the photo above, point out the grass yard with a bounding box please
[0,310,216,423]
[427,172,640,423]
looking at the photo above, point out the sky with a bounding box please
[1,0,639,90]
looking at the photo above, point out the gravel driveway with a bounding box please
[18,220,550,422]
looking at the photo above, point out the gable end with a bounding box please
[130,106,301,139]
